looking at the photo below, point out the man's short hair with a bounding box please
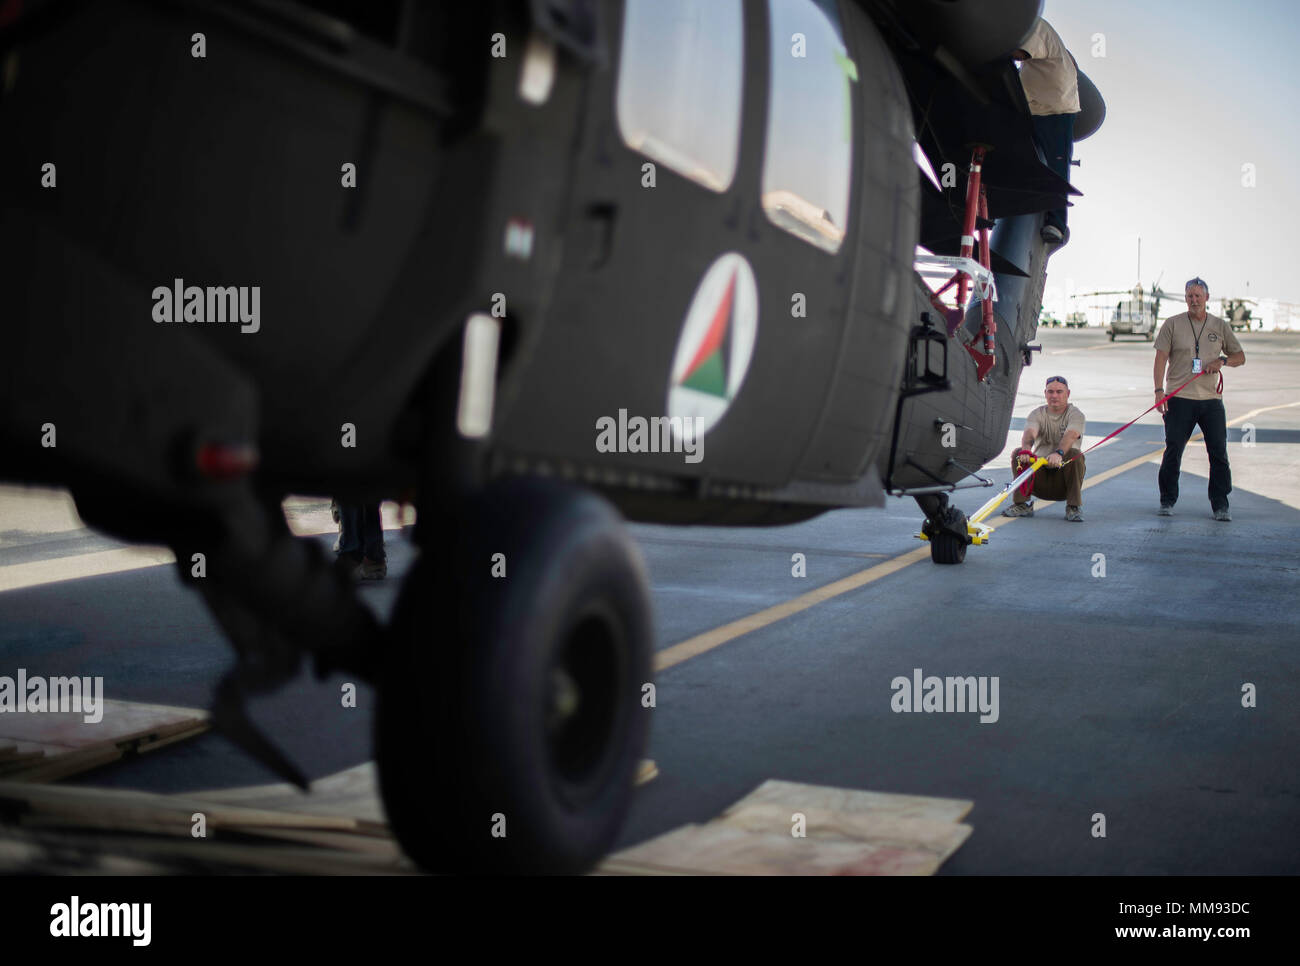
[1185,277,1209,295]
[1046,375,1068,388]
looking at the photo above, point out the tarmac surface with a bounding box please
[1,328,1297,873]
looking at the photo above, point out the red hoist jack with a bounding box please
[919,145,999,382]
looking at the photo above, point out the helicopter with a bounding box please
[1220,297,1259,332]
[0,0,1102,873]
[1077,273,1183,342]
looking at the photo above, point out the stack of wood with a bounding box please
[0,698,972,874]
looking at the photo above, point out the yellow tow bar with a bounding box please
[917,457,1047,547]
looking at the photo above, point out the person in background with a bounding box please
[1153,277,1246,521]
[332,497,386,579]
[1013,18,1081,246]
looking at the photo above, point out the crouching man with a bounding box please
[1002,375,1087,522]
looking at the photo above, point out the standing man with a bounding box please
[1154,277,1246,520]
[1013,18,1080,246]
[1002,375,1087,522]
[333,497,387,579]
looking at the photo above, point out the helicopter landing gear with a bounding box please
[916,494,971,565]
[927,505,970,565]
[376,477,653,874]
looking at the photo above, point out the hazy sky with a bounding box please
[1038,0,1300,313]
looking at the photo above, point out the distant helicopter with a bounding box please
[1077,274,1180,341]
[1220,297,1259,332]
[0,0,1102,873]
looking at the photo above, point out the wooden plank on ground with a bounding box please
[718,803,971,864]
[180,758,656,826]
[0,827,416,876]
[0,781,385,837]
[0,757,661,874]
[0,699,209,782]
[599,779,974,875]
[0,741,49,772]
[603,823,944,876]
[724,779,973,824]
[182,763,386,824]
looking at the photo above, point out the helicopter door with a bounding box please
[493,0,863,489]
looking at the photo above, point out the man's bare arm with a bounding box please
[1043,429,1080,467]
[1153,349,1169,413]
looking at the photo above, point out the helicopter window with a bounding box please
[615,0,744,193]
[761,0,854,253]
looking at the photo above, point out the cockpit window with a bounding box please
[762,0,854,253]
[615,0,744,193]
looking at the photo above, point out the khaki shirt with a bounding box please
[1019,19,1080,115]
[1025,403,1086,457]
[1154,312,1242,401]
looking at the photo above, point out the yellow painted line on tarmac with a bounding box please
[1228,400,1300,425]
[654,545,931,671]
[656,440,1200,672]
[0,547,176,593]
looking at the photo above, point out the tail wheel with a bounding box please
[376,478,653,874]
[930,507,969,565]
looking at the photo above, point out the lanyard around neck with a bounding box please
[1187,313,1208,356]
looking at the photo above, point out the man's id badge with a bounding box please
[1192,357,1202,374]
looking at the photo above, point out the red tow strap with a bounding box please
[1010,369,1221,502]
[1063,370,1216,463]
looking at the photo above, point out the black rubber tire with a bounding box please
[376,478,653,874]
[930,508,969,565]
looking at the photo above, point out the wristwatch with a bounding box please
[1054,449,1064,457]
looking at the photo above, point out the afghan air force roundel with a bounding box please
[666,252,759,439]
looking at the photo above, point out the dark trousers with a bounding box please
[1013,449,1086,507]
[1031,112,1076,232]
[1159,397,1231,510]
[337,500,385,560]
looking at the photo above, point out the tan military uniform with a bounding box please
[1019,19,1080,115]
[1154,312,1242,401]
[1024,403,1086,457]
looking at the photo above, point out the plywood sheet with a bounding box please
[726,779,973,823]
[604,824,943,876]
[600,780,974,875]
[0,699,209,782]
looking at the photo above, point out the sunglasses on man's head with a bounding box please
[1185,277,1208,294]
[1046,376,1068,388]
